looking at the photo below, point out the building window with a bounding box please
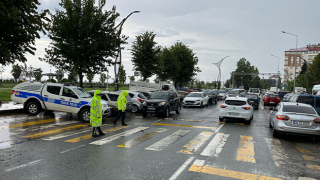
[290,77,292,80]
[291,59,293,64]
[290,67,293,69]
[285,56,288,60]
[285,52,289,54]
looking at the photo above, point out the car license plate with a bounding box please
[292,121,311,126]
[229,112,239,116]
[270,102,275,104]
[188,102,193,104]
[148,107,155,110]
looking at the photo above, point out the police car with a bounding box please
[11,82,111,122]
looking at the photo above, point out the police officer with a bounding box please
[90,90,105,137]
[113,90,128,126]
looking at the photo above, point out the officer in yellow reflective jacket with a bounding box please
[90,90,105,137]
[113,90,128,126]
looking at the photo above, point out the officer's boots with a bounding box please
[92,128,100,137]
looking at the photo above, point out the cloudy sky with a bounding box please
[2,0,320,84]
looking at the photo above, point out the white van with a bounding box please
[312,84,320,95]
[270,87,277,92]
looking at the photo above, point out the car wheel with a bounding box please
[26,101,41,115]
[176,104,181,114]
[272,127,279,137]
[80,108,90,123]
[219,117,224,122]
[131,105,139,113]
[143,112,147,118]
[200,102,203,108]
[269,118,273,128]
[211,99,214,105]
[106,108,114,117]
[163,107,170,118]
[206,101,209,107]
[314,136,320,142]
[244,120,251,125]
[215,99,217,104]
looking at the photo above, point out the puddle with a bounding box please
[0,101,23,111]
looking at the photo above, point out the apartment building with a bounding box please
[284,43,320,84]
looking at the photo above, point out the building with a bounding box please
[284,43,320,84]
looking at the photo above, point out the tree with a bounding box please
[310,54,320,84]
[157,47,179,82]
[86,73,95,86]
[100,73,107,85]
[20,63,34,80]
[55,69,64,82]
[33,68,43,81]
[11,64,22,82]
[261,79,269,89]
[233,58,259,89]
[119,65,126,85]
[224,79,231,88]
[170,41,201,87]
[0,1,49,66]
[130,31,161,81]
[129,76,135,82]
[40,0,126,87]
[250,76,261,88]
[68,71,78,83]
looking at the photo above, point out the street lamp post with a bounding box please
[271,54,280,92]
[282,31,298,93]
[113,11,140,91]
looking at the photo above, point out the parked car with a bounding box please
[264,93,281,105]
[245,93,260,109]
[182,92,209,108]
[202,90,218,104]
[217,90,227,100]
[177,89,195,100]
[142,91,181,118]
[88,90,133,116]
[138,91,152,99]
[288,94,320,115]
[269,102,320,140]
[219,97,254,124]
[126,91,146,113]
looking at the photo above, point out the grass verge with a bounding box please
[0,89,12,102]
[0,83,19,88]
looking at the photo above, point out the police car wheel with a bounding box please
[80,108,90,123]
[26,101,41,115]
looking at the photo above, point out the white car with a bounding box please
[219,97,254,124]
[182,92,209,108]
[248,88,261,97]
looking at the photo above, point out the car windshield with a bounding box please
[267,94,278,98]
[283,105,316,114]
[205,91,213,95]
[249,89,259,93]
[74,88,91,98]
[229,91,240,94]
[188,93,202,97]
[218,90,225,93]
[149,92,169,99]
[245,94,258,99]
[225,100,246,106]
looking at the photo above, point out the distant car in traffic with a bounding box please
[202,90,218,104]
[227,90,241,98]
[245,94,260,109]
[219,97,254,124]
[182,92,209,108]
[264,93,280,105]
[269,102,320,140]
[126,91,146,113]
[217,90,227,100]
[288,94,320,115]
[248,88,261,97]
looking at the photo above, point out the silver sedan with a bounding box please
[269,102,320,139]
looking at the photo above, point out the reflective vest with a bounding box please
[90,90,102,127]
[117,91,128,111]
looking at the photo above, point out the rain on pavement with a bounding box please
[0,100,319,180]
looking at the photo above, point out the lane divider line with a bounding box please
[60,145,85,154]
[5,159,42,172]
[117,128,168,148]
[179,131,213,154]
[146,130,190,151]
[168,156,194,180]
[152,123,217,130]
[236,135,256,163]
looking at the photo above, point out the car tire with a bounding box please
[215,99,217,104]
[314,136,320,142]
[211,99,214,105]
[219,117,224,122]
[269,118,273,128]
[163,106,170,118]
[143,112,147,118]
[79,108,90,123]
[200,102,203,108]
[176,104,181,114]
[26,101,41,116]
[131,105,139,113]
[272,127,279,137]
[244,120,251,125]
[206,101,209,107]
[106,108,114,117]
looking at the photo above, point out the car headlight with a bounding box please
[159,102,166,106]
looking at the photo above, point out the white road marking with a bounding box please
[214,123,225,133]
[265,138,289,166]
[5,159,42,172]
[168,157,194,180]
[90,127,149,145]
[193,159,206,166]
[145,130,190,151]
[200,133,230,157]
[60,145,85,154]
[179,132,213,154]
[13,121,80,132]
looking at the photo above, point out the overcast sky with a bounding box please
[2,0,320,84]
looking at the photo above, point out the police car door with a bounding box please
[59,87,80,113]
[42,85,62,111]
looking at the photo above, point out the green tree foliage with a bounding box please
[130,31,161,80]
[224,79,231,88]
[68,71,78,83]
[157,47,179,82]
[55,69,64,82]
[0,0,49,66]
[33,68,43,81]
[86,73,94,85]
[119,65,126,85]
[261,79,269,89]
[233,58,259,89]
[310,54,320,84]
[100,73,106,85]
[40,0,126,87]
[250,76,261,88]
[169,41,201,87]
[129,76,135,82]
[11,64,22,82]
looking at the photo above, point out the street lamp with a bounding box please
[271,54,280,92]
[113,11,140,91]
[282,31,298,93]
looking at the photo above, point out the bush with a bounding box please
[61,78,68,83]
[47,79,57,83]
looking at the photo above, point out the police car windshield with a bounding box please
[73,88,92,98]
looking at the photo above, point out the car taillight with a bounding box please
[265,96,269,99]
[11,90,15,95]
[220,105,227,108]
[276,115,290,121]
[242,107,250,110]
[314,118,320,124]
[276,97,280,100]
[138,98,142,103]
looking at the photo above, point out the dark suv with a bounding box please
[142,91,181,118]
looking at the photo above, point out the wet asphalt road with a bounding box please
[0,100,320,180]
